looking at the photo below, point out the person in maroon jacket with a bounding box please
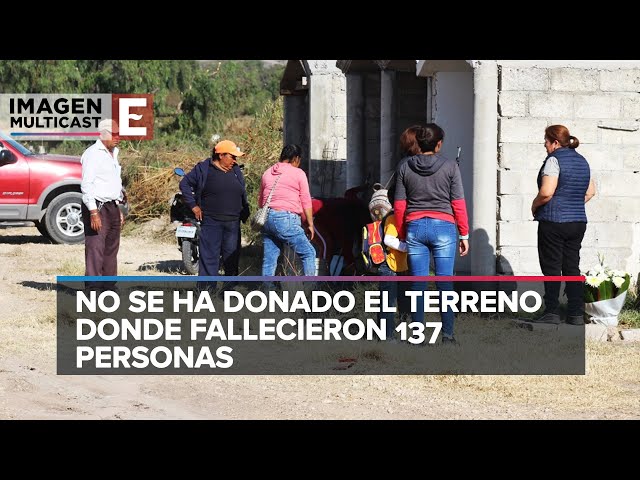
[394,123,469,344]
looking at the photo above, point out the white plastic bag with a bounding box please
[584,291,627,326]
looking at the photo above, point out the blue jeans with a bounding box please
[378,262,410,340]
[262,209,316,276]
[406,217,457,336]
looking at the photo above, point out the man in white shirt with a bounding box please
[81,119,124,278]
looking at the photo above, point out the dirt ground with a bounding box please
[1,224,639,419]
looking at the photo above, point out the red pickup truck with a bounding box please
[0,132,85,244]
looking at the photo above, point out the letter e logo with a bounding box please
[112,94,154,140]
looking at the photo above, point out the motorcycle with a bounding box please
[171,167,200,275]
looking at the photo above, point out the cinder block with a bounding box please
[529,92,574,117]
[579,248,598,272]
[498,170,540,195]
[578,144,624,171]
[580,247,633,272]
[498,195,532,221]
[499,91,528,117]
[598,128,626,145]
[500,143,547,170]
[551,68,599,92]
[574,95,622,119]
[549,119,599,144]
[498,221,538,247]
[497,247,541,274]
[615,198,640,221]
[582,224,596,246]
[585,197,624,222]
[584,197,640,223]
[501,67,549,91]
[593,223,635,247]
[618,129,640,145]
[622,145,640,170]
[598,171,640,196]
[621,95,640,119]
[600,69,640,92]
[598,128,633,145]
[500,118,549,143]
[598,127,640,145]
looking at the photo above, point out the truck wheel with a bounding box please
[44,192,85,245]
[181,239,199,275]
[34,220,53,241]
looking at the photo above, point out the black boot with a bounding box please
[566,315,585,326]
[530,312,561,324]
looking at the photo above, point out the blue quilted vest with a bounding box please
[535,147,590,223]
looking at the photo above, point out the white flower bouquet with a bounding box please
[583,253,631,326]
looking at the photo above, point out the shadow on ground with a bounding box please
[0,234,52,245]
[138,260,185,274]
[20,281,77,295]
[1,223,56,244]
[136,245,264,276]
[239,244,263,276]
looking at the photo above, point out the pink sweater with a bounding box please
[258,162,312,215]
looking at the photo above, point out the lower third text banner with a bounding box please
[56,276,585,375]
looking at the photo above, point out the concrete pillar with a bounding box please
[432,71,475,274]
[380,70,397,186]
[346,73,365,189]
[283,95,309,171]
[364,73,381,184]
[471,61,498,276]
[308,69,347,197]
[426,77,433,122]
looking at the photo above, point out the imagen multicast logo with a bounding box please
[0,93,154,140]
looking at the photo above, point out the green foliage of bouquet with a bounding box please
[583,253,631,303]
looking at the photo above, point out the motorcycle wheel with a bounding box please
[181,239,200,275]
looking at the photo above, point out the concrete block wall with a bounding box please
[497,64,640,279]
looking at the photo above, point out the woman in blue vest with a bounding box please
[531,125,596,325]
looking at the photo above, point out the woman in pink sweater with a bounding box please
[259,144,317,276]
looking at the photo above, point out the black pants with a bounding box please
[537,221,586,316]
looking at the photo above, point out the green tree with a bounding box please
[0,60,83,92]
[179,60,283,138]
